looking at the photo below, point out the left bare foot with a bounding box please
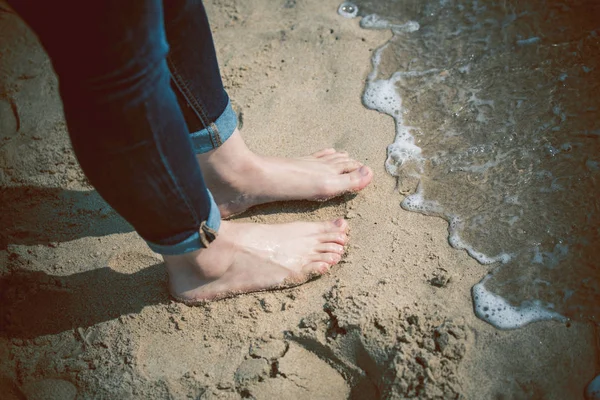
[197,129,374,218]
[164,219,349,303]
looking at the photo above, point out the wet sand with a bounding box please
[0,0,597,398]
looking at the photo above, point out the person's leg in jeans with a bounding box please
[9,0,221,252]
[163,0,374,219]
[9,0,368,302]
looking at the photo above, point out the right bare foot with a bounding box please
[164,219,349,303]
[197,130,373,218]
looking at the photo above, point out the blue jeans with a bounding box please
[9,0,237,255]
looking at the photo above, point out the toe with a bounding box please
[302,261,330,276]
[316,243,345,254]
[322,152,351,162]
[321,218,348,233]
[324,165,373,196]
[319,231,348,246]
[316,219,346,233]
[335,160,362,174]
[315,252,342,265]
[312,148,336,158]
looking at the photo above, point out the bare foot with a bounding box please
[197,129,374,218]
[164,219,349,303]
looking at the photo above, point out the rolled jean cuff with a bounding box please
[189,99,237,154]
[145,190,221,255]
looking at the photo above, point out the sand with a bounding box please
[0,0,598,398]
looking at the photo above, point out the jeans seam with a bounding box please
[167,56,217,148]
[210,122,223,146]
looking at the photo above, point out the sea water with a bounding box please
[338,0,600,331]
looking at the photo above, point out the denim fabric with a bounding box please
[9,0,233,254]
[145,191,221,255]
[189,99,238,153]
[164,0,237,153]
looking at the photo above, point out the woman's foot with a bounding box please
[164,219,349,303]
[197,130,374,218]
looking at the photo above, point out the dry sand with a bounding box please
[0,0,598,398]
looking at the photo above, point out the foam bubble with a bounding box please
[401,187,443,215]
[503,195,520,205]
[360,14,392,29]
[362,79,402,115]
[393,21,420,34]
[472,276,566,329]
[337,2,358,19]
[360,14,420,33]
[586,375,600,400]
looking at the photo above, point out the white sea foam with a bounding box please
[358,11,553,330]
[402,187,512,265]
[343,0,592,332]
[361,44,424,177]
[448,221,512,265]
[360,14,420,33]
[401,184,443,214]
[472,275,567,329]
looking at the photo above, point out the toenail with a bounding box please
[334,218,344,227]
[359,166,369,176]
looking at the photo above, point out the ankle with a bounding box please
[202,144,262,178]
[164,222,233,280]
[165,249,214,281]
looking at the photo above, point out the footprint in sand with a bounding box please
[234,341,350,400]
[136,333,243,383]
[138,333,349,400]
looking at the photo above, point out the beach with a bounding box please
[0,0,598,398]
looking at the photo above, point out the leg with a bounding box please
[9,0,218,251]
[163,0,374,218]
[10,0,350,302]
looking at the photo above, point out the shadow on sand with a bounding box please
[0,262,170,339]
[0,186,133,250]
[0,185,161,339]
[0,185,355,339]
